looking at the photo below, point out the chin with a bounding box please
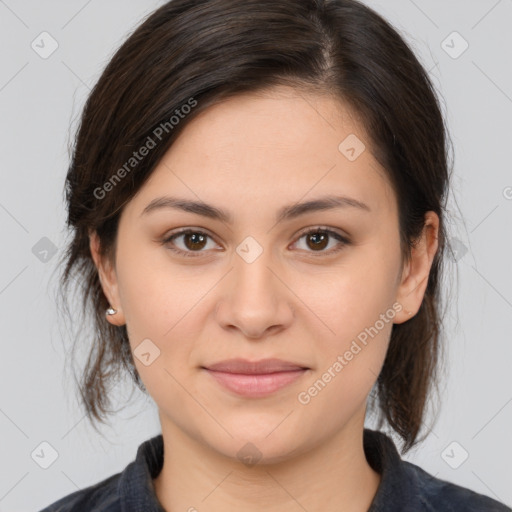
[204,420,310,466]
[217,437,304,467]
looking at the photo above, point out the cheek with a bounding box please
[297,249,399,401]
[305,255,399,346]
[114,241,208,380]
[297,286,394,427]
[115,239,181,331]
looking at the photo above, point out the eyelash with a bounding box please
[161,227,351,258]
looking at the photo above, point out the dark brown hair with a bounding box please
[55,0,456,453]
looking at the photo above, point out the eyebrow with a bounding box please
[140,194,371,224]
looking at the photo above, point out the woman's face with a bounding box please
[91,85,433,463]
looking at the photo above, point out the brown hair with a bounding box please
[56,0,456,453]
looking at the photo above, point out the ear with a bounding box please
[89,229,126,326]
[394,211,439,324]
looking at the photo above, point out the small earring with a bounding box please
[106,307,117,316]
[406,310,413,316]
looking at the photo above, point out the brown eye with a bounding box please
[182,232,207,251]
[293,227,350,256]
[162,226,350,259]
[162,229,218,257]
[305,231,329,251]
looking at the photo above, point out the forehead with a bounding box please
[127,86,397,221]
[173,86,366,160]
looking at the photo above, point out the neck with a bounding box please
[153,412,381,512]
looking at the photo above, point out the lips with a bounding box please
[203,358,308,375]
[201,358,310,397]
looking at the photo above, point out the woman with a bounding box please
[40,0,511,510]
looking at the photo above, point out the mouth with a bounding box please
[201,358,310,398]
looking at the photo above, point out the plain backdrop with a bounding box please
[0,1,511,510]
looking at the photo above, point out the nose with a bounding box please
[214,249,294,340]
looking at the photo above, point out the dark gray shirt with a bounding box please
[38,428,511,511]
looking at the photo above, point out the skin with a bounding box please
[90,85,439,512]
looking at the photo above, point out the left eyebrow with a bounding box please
[140,194,371,224]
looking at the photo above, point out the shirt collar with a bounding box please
[118,433,166,512]
[118,428,415,511]
[364,428,417,511]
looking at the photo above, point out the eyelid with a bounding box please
[161,227,221,258]
[294,225,350,243]
[290,226,351,256]
[161,225,351,258]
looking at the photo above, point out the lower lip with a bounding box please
[203,369,308,397]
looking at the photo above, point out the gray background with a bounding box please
[0,1,511,510]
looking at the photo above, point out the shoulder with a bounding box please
[37,434,165,512]
[363,429,511,512]
[37,471,122,512]
[404,460,511,512]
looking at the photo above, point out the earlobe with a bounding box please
[89,230,126,326]
[394,212,439,324]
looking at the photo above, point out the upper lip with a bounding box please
[203,358,309,374]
